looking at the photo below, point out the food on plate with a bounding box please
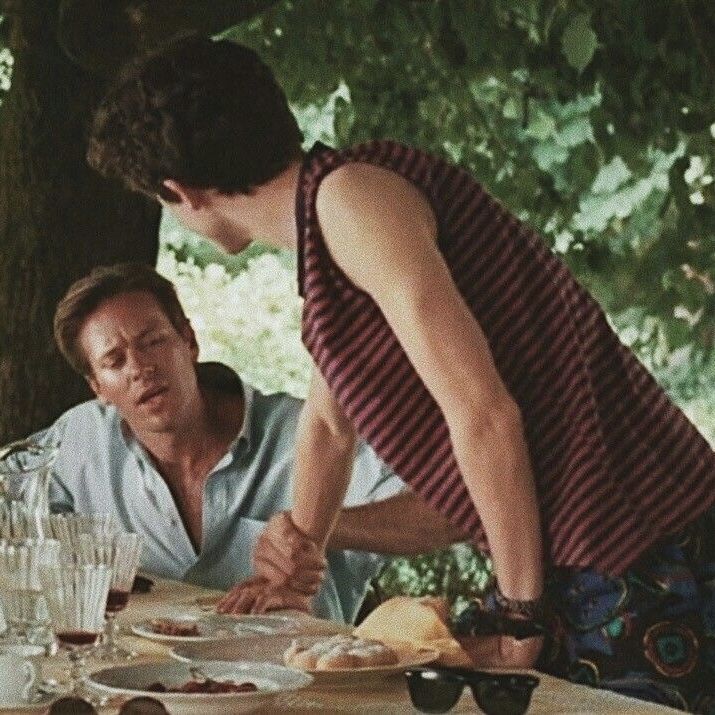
[148,618,200,637]
[284,634,399,670]
[146,678,258,694]
[353,595,472,667]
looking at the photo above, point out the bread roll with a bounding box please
[284,635,400,670]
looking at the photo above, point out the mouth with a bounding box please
[136,385,168,407]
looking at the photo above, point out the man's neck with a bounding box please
[221,158,303,252]
[131,386,244,484]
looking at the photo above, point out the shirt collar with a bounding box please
[231,378,255,453]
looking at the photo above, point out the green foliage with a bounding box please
[561,13,598,74]
[375,544,492,614]
[224,0,715,374]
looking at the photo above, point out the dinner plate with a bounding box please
[88,660,313,715]
[0,691,56,712]
[172,634,440,688]
[131,613,299,643]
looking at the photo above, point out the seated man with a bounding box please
[39,263,465,622]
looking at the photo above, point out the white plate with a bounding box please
[0,691,56,712]
[87,660,313,715]
[131,614,299,643]
[172,634,440,688]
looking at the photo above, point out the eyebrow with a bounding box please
[97,325,164,362]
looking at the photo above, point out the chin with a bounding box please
[210,231,253,255]
[142,415,178,433]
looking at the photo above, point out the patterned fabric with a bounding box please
[296,139,715,575]
[539,504,715,712]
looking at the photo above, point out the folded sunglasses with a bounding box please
[405,666,539,715]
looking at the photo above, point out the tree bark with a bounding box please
[57,0,280,76]
[0,1,159,443]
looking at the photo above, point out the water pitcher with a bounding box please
[0,439,59,539]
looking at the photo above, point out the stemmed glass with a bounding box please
[39,563,112,697]
[0,538,61,644]
[77,532,143,660]
[42,513,117,557]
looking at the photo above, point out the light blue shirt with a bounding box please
[36,363,403,623]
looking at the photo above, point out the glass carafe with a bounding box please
[0,439,59,540]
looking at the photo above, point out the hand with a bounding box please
[249,584,314,614]
[253,511,326,594]
[216,577,314,615]
[216,575,266,614]
[456,633,544,670]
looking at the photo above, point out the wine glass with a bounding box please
[42,513,117,559]
[0,538,61,644]
[77,532,143,660]
[39,563,111,697]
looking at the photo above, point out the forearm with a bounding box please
[328,492,468,554]
[448,400,543,601]
[291,409,357,550]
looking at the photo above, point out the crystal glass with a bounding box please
[0,539,61,643]
[0,439,60,540]
[39,564,111,697]
[42,513,117,561]
[77,532,143,660]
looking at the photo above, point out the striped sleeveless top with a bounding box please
[296,140,715,575]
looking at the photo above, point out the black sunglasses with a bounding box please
[405,667,539,715]
[48,695,169,714]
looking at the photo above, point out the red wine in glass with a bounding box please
[56,630,100,648]
[105,589,130,614]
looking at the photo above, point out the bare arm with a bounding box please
[328,492,468,555]
[290,367,358,548]
[315,163,543,602]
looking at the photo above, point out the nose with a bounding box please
[126,347,156,381]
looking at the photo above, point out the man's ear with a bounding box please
[181,320,200,362]
[162,179,210,210]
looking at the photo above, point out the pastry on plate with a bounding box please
[284,634,399,670]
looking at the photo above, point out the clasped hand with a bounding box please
[217,511,326,614]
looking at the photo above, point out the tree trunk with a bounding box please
[0,1,160,443]
[57,0,281,76]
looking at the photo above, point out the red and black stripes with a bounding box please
[296,140,715,576]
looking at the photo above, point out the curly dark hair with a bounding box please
[87,35,303,201]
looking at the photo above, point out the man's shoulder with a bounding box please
[50,399,122,451]
[59,399,119,428]
[251,388,304,424]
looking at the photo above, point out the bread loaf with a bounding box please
[353,596,472,667]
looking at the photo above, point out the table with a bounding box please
[5,578,681,714]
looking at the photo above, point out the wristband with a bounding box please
[494,584,547,623]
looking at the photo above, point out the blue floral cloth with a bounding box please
[540,505,715,713]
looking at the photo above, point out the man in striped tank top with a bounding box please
[87,36,715,711]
